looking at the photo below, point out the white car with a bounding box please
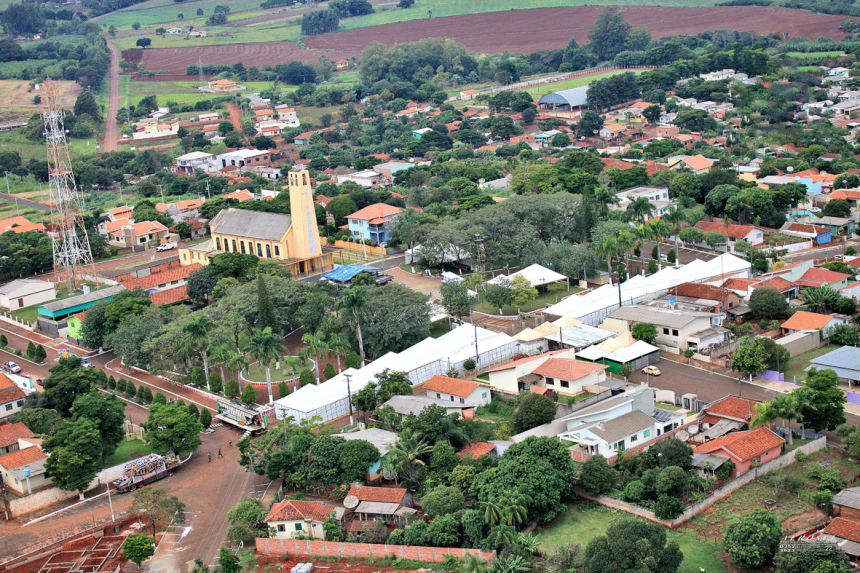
[4,361,21,373]
[643,365,661,376]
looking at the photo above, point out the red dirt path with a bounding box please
[139,43,362,75]
[305,5,849,55]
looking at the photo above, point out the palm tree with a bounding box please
[478,495,505,526]
[244,326,284,405]
[485,525,518,552]
[596,235,619,286]
[626,196,654,224]
[503,492,532,527]
[634,222,651,276]
[208,344,232,389]
[182,315,216,379]
[387,429,432,482]
[650,218,672,269]
[327,332,351,373]
[594,187,619,218]
[225,351,249,391]
[663,205,686,263]
[379,450,401,486]
[337,286,369,363]
[299,332,330,385]
[459,554,489,573]
[755,394,801,445]
[617,229,635,279]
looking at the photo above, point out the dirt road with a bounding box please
[225,103,242,132]
[104,42,120,153]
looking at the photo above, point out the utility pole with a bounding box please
[158,184,165,203]
[345,372,353,424]
[471,309,479,369]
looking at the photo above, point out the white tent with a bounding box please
[544,253,750,326]
[488,264,568,287]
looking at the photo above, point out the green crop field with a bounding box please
[110,22,300,51]
[97,0,266,28]
[126,79,282,107]
[524,69,641,99]
[784,51,844,59]
[19,34,90,48]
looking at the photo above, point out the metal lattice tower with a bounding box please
[198,57,205,88]
[42,80,95,291]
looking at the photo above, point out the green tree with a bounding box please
[422,485,466,518]
[131,487,186,532]
[34,344,46,363]
[631,323,657,344]
[441,280,472,319]
[187,403,199,422]
[245,326,285,404]
[513,392,556,433]
[337,286,369,362]
[208,371,222,393]
[822,199,851,218]
[153,391,167,405]
[584,520,683,573]
[322,362,336,381]
[180,314,216,379]
[219,548,240,573]
[802,368,846,432]
[587,7,632,61]
[724,510,781,569]
[11,408,58,435]
[299,332,329,386]
[25,341,35,359]
[225,379,240,399]
[43,418,102,497]
[226,499,265,542]
[345,351,361,369]
[580,454,617,496]
[731,336,770,378]
[652,437,693,469]
[256,274,276,331]
[122,534,154,568]
[323,510,342,541]
[750,286,789,318]
[42,357,98,416]
[240,384,256,404]
[199,408,212,429]
[339,438,380,483]
[71,392,126,463]
[190,366,206,388]
[143,402,203,454]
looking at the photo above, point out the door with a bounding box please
[18,298,23,308]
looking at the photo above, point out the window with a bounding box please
[546,377,554,386]
[240,241,246,254]
[663,328,669,335]
[643,429,650,438]
[630,434,638,442]
[274,246,280,257]
[436,392,441,399]
[458,398,464,404]
[232,240,237,253]
[277,524,285,532]
[257,243,263,257]
[450,396,454,402]
[266,245,272,258]
[183,253,187,262]
[215,238,221,250]
[482,393,487,399]
[171,280,179,285]
[4,404,10,411]
[672,329,679,336]
[561,380,569,388]
[139,237,146,244]
[294,523,302,531]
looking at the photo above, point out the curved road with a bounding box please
[104,42,120,153]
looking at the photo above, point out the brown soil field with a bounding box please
[305,5,849,54]
[139,42,362,75]
[0,80,81,124]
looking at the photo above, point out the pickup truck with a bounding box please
[155,241,178,252]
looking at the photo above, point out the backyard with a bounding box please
[783,344,839,384]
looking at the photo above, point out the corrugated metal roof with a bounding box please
[810,346,860,371]
[40,285,126,313]
[607,305,712,328]
[322,265,382,282]
[538,86,588,107]
[833,487,860,510]
[354,501,401,515]
[210,208,291,241]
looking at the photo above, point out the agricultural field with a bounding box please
[0,80,81,125]
[0,129,98,165]
[94,0,268,28]
[110,21,301,51]
[524,69,637,100]
[18,34,90,48]
[784,51,845,59]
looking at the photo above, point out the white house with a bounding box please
[605,305,727,351]
[614,186,678,217]
[175,151,215,174]
[0,279,55,311]
[418,375,491,408]
[264,500,344,539]
[563,410,659,457]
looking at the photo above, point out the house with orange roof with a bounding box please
[0,443,50,494]
[694,220,763,251]
[148,286,189,307]
[486,348,574,394]
[0,215,46,235]
[796,267,851,289]
[601,157,637,170]
[781,310,850,336]
[109,220,169,249]
[346,203,404,243]
[598,123,627,140]
[829,189,860,210]
[223,189,255,202]
[106,205,134,221]
[460,89,479,100]
[667,282,742,313]
[818,517,860,561]
[459,442,497,458]
[264,499,344,539]
[0,422,34,456]
[656,126,679,137]
[119,263,200,294]
[529,357,608,397]
[670,154,714,174]
[699,396,761,429]
[156,198,204,221]
[345,485,416,524]
[417,375,491,408]
[694,427,784,477]
[779,222,832,246]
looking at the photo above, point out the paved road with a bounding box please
[104,43,120,153]
[783,240,859,263]
[0,192,50,212]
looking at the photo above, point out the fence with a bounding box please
[0,309,34,331]
[578,436,827,527]
[255,538,495,563]
[321,238,388,257]
[760,370,785,382]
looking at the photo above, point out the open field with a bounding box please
[244,356,314,383]
[94,0,267,27]
[0,80,81,125]
[110,21,303,51]
[784,50,845,59]
[0,130,98,164]
[19,34,90,48]
[525,70,637,99]
[540,501,727,573]
[306,6,849,55]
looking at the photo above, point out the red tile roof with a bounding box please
[264,500,336,523]
[487,350,568,373]
[0,422,34,449]
[346,486,407,504]
[459,442,496,458]
[694,427,784,462]
[823,517,860,544]
[0,373,25,405]
[601,158,636,170]
[346,203,404,221]
[694,220,757,240]
[783,223,830,236]
[149,286,190,307]
[703,396,758,422]
[532,358,607,381]
[682,155,713,170]
[753,276,796,292]
[530,385,552,396]
[670,282,732,302]
[421,375,486,398]
[120,264,201,290]
[781,311,834,331]
[722,278,756,291]
[0,445,46,469]
[799,268,850,285]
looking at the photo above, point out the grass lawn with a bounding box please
[474,396,516,423]
[110,24,301,51]
[784,344,839,384]
[656,401,682,411]
[539,501,727,573]
[429,319,452,338]
[103,439,155,469]
[12,280,99,323]
[0,129,96,166]
[244,356,314,383]
[471,283,582,315]
[525,70,641,99]
[784,51,844,59]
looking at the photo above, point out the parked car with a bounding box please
[155,241,178,252]
[4,361,21,373]
[80,358,94,368]
[643,365,661,376]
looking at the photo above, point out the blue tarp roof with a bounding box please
[323,265,382,282]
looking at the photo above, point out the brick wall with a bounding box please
[112,258,183,282]
[255,538,495,563]
[834,505,860,520]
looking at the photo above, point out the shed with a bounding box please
[0,279,55,311]
[539,86,589,110]
[833,487,860,520]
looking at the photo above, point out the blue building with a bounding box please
[346,203,404,244]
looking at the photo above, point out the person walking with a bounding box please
[229,441,232,448]
[208,452,211,462]
[218,449,223,458]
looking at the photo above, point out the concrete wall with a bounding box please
[6,485,78,518]
[255,538,496,562]
[579,436,827,527]
[776,331,823,357]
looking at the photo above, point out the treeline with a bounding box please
[0,36,110,89]
[360,38,480,86]
[81,0,146,17]
[300,9,339,36]
[586,72,640,112]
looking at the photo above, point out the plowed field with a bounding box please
[139,42,361,75]
[305,5,848,54]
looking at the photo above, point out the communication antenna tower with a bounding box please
[42,80,95,291]
[198,57,205,89]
